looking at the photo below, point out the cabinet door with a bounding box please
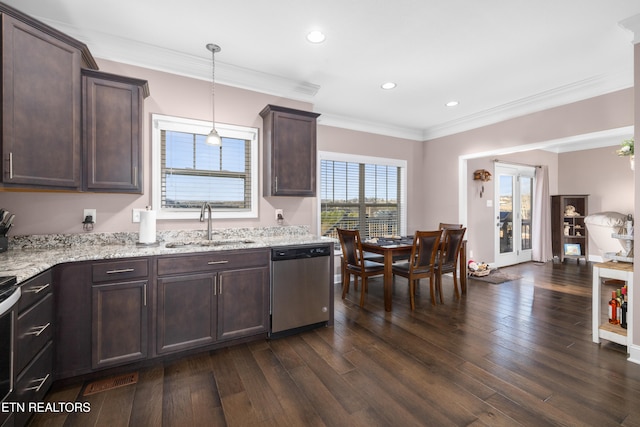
[260,105,320,197]
[52,262,93,379]
[92,280,148,368]
[156,273,217,354]
[217,266,269,341]
[1,14,81,189]
[16,293,53,374]
[82,71,145,193]
[14,342,53,427]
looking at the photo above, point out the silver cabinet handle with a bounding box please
[207,260,228,265]
[24,373,50,392]
[106,268,135,274]
[8,152,13,179]
[213,276,217,296]
[143,283,147,307]
[26,323,50,337]
[26,283,50,294]
[219,277,223,295]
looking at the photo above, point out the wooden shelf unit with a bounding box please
[551,195,588,263]
[592,261,633,349]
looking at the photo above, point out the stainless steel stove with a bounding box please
[0,275,18,404]
[0,276,18,305]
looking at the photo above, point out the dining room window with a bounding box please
[151,114,258,219]
[319,152,407,239]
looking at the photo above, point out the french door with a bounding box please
[494,164,535,267]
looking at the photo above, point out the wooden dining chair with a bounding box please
[391,230,441,309]
[435,227,467,302]
[337,228,384,307]
[438,222,463,230]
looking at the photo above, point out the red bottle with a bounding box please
[609,291,619,325]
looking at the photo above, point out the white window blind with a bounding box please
[152,114,258,219]
[320,153,406,239]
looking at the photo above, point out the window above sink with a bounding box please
[151,114,259,220]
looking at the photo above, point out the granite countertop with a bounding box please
[0,226,336,284]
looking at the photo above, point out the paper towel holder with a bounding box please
[136,206,160,247]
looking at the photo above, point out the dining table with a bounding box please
[361,237,467,311]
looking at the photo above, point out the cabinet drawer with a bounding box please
[92,258,149,282]
[18,270,52,313]
[157,249,269,276]
[14,341,53,427]
[17,293,53,373]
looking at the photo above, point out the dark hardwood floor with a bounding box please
[29,261,640,427]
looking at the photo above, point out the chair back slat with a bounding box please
[441,227,466,265]
[412,230,441,270]
[337,228,363,268]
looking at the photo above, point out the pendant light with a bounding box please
[205,43,222,146]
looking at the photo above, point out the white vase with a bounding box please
[630,155,635,171]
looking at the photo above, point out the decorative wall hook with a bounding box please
[473,169,492,198]
[473,169,492,182]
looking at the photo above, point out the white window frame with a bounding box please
[318,151,407,237]
[151,114,259,220]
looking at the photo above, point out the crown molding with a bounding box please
[37,16,634,143]
[620,14,640,44]
[37,17,320,102]
[421,71,633,141]
[318,113,424,141]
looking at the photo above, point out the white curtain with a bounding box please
[532,165,553,262]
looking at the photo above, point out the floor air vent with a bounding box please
[83,372,139,396]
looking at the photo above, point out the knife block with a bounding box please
[0,237,7,253]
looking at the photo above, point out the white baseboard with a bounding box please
[628,344,640,365]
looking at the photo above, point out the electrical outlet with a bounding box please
[132,208,144,223]
[275,209,283,221]
[83,209,96,223]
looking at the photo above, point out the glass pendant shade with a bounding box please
[206,128,222,146]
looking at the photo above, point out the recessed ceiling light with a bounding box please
[446,100,459,107]
[306,30,326,43]
[381,82,397,90]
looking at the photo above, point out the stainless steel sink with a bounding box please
[165,239,255,248]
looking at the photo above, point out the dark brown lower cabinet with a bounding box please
[53,249,270,380]
[155,250,270,355]
[218,266,269,341]
[91,280,148,368]
[13,271,54,427]
[156,273,216,355]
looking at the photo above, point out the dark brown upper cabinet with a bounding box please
[0,3,97,190]
[260,104,320,197]
[82,69,149,193]
[0,3,149,194]
[1,13,83,189]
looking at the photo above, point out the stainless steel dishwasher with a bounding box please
[270,243,332,338]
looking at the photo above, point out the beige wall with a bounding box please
[423,88,634,263]
[0,59,634,242]
[0,59,421,236]
[558,146,634,215]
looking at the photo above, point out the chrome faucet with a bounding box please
[200,202,213,240]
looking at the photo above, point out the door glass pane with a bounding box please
[520,176,533,250]
[499,175,513,254]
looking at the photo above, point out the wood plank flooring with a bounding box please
[29,261,640,426]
